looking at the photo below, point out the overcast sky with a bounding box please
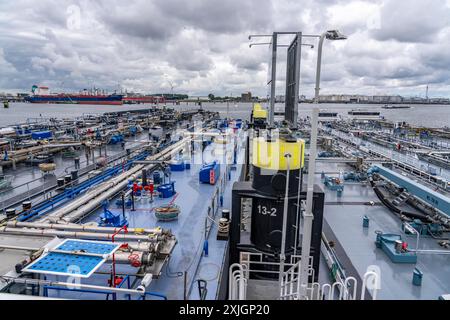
[1,0,450,98]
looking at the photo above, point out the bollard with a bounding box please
[71,170,78,181]
[57,178,65,188]
[222,209,230,221]
[22,201,32,211]
[5,208,16,218]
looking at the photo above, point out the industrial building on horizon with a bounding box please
[1,91,450,104]
[315,94,450,104]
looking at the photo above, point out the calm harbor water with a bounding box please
[1,102,449,128]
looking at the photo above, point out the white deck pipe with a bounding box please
[6,275,154,296]
[0,226,159,242]
[39,137,188,223]
[6,221,163,235]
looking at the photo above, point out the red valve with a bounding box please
[402,242,408,250]
[128,253,142,267]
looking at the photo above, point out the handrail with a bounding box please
[140,292,168,300]
[43,285,117,300]
[343,276,357,300]
[229,263,247,300]
[361,271,379,300]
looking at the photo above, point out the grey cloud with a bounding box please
[1,0,450,97]
[372,0,450,43]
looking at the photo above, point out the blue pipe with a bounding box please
[117,275,132,300]
[43,285,117,300]
[18,166,120,221]
[17,151,149,222]
[140,292,168,300]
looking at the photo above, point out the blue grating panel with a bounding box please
[22,239,120,278]
[56,240,118,255]
[26,252,103,276]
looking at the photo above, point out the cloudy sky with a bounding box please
[1,0,450,98]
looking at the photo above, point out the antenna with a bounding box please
[167,79,175,99]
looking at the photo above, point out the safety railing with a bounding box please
[280,253,380,300]
[228,263,247,300]
[307,271,379,301]
[43,285,118,300]
[239,252,301,278]
[279,256,314,300]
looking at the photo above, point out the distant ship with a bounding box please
[24,85,123,105]
[348,109,381,119]
[123,95,166,104]
[382,104,411,109]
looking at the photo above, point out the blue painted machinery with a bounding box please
[109,134,124,145]
[199,161,220,185]
[402,219,444,236]
[318,151,337,158]
[129,126,137,136]
[375,232,417,264]
[343,171,367,182]
[368,164,450,217]
[31,131,52,140]
[217,119,228,129]
[157,182,176,198]
[323,175,344,192]
[234,119,242,129]
[99,202,128,228]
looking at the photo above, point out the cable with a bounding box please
[165,217,208,278]
[194,263,221,282]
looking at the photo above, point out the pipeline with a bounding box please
[0,226,160,242]
[2,274,156,297]
[0,244,39,251]
[6,221,166,236]
[0,242,157,258]
[39,137,189,224]
[16,149,150,222]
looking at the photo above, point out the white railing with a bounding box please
[239,252,301,277]
[280,260,380,300]
[228,263,247,300]
[280,256,314,300]
[308,271,379,300]
[231,251,380,300]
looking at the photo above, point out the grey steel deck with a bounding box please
[315,161,450,300]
